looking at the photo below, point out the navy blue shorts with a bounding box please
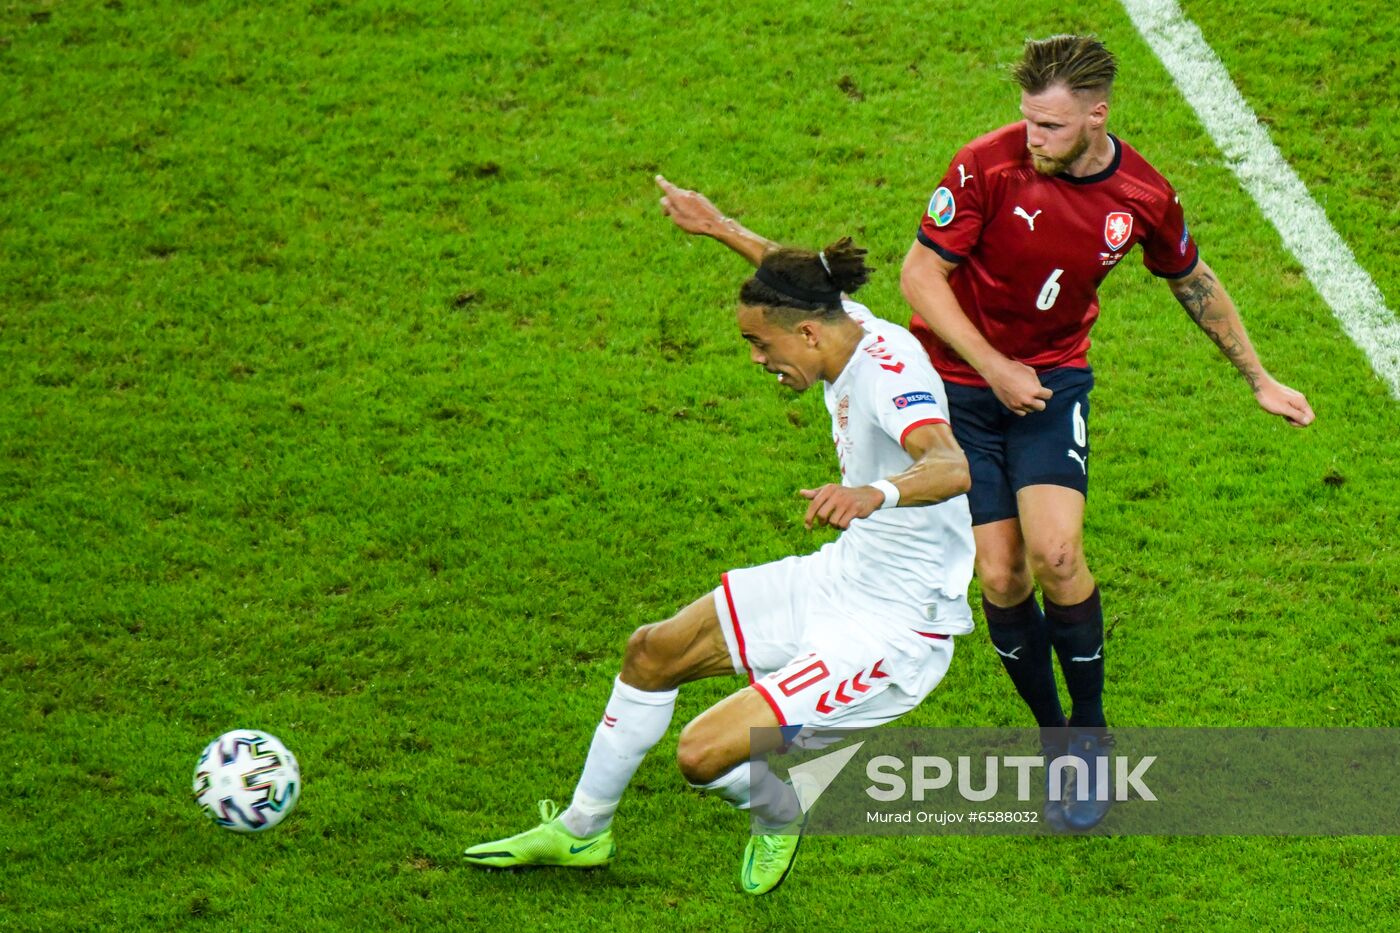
[944,367,1093,526]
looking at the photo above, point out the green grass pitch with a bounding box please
[3,0,1397,928]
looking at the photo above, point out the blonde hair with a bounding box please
[1013,35,1117,99]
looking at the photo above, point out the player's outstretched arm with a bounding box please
[1167,260,1315,427]
[799,422,971,530]
[655,175,776,267]
[900,242,1052,416]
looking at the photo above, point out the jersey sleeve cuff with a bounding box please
[1150,251,1200,280]
[915,229,966,264]
[899,417,948,448]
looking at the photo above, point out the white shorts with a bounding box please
[712,550,955,729]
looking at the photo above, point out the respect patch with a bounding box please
[893,391,937,409]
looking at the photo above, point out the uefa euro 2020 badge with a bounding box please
[929,187,956,227]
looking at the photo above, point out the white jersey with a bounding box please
[817,300,976,634]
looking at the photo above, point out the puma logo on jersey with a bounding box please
[1067,450,1087,474]
[957,163,974,188]
[1014,206,1042,230]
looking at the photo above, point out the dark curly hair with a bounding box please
[739,237,871,323]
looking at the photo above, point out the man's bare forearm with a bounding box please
[886,444,972,506]
[1170,263,1267,391]
[899,243,1006,376]
[706,215,778,268]
[656,176,777,267]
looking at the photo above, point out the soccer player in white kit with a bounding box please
[465,177,976,895]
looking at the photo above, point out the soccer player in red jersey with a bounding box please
[901,35,1314,830]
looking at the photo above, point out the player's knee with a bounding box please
[675,721,725,785]
[978,562,1033,605]
[621,623,678,692]
[1027,540,1087,593]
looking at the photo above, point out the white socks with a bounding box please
[560,676,677,838]
[696,760,802,830]
[558,676,801,837]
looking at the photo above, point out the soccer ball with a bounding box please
[193,729,301,833]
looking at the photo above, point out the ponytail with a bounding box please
[740,237,872,316]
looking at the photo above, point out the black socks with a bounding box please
[1045,586,1106,730]
[984,592,1065,728]
[986,587,1106,730]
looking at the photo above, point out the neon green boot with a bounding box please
[464,800,615,869]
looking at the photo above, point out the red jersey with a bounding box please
[912,123,1198,386]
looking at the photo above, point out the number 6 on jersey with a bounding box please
[1036,267,1064,311]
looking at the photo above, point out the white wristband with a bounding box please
[870,479,900,510]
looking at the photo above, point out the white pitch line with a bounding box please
[1121,0,1400,400]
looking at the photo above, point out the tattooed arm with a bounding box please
[1169,262,1265,388]
[1168,260,1315,427]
